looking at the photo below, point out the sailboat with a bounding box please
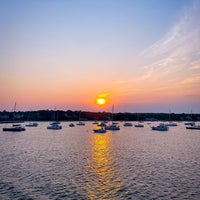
[25,111,38,127]
[165,110,177,126]
[47,108,62,130]
[76,111,85,126]
[184,110,195,126]
[134,113,144,127]
[105,105,120,130]
[3,103,26,132]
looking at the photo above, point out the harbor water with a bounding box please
[0,122,200,199]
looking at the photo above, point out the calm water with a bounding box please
[0,122,200,200]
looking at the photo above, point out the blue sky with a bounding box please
[0,0,199,113]
[1,0,189,56]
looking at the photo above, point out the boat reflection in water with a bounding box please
[85,132,122,199]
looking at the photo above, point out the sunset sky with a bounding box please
[1,0,200,113]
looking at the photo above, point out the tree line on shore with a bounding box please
[0,110,200,122]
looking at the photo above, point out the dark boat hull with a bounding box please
[3,127,26,132]
[186,126,200,130]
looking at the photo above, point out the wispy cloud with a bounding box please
[180,73,200,86]
[139,0,200,85]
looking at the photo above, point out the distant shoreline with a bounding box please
[0,110,200,122]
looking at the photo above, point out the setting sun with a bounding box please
[96,98,106,105]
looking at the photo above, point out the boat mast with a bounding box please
[169,109,171,121]
[112,104,114,122]
[13,102,17,120]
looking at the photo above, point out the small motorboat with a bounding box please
[76,121,85,126]
[93,128,107,133]
[12,123,23,127]
[50,121,61,125]
[123,122,133,127]
[134,123,144,127]
[105,124,120,130]
[165,122,177,126]
[25,122,38,127]
[97,122,107,127]
[184,122,195,126]
[69,123,75,127]
[47,123,62,130]
[152,124,168,131]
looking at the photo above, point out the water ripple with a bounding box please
[0,122,200,199]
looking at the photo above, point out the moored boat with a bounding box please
[3,125,25,132]
[93,127,107,133]
[48,107,61,129]
[97,122,107,127]
[134,123,144,127]
[76,121,85,126]
[47,123,62,130]
[186,125,200,130]
[166,110,177,126]
[123,122,133,127]
[25,122,38,127]
[105,123,120,130]
[165,122,177,126]
[50,121,60,125]
[184,122,195,126]
[69,123,75,127]
[152,124,168,131]
[105,104,120,130]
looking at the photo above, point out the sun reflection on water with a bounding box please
[85,132,122,199]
